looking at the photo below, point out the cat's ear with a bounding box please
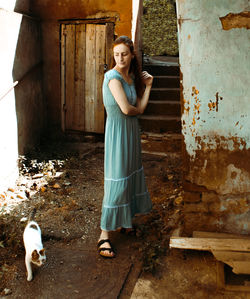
[32,250,39,262]
[39,248,46,256]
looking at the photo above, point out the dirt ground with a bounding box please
[0,140,249,298]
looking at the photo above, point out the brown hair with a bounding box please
[111,36,144,98]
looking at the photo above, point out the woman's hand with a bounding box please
[141,71,153,87]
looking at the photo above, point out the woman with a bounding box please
[98,36,153,258]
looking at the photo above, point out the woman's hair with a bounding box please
[111,36,144,98]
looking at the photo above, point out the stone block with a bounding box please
[184,191,202,203]
[184,202,208,213]
[183,213,221,236]
[202,192,219,203]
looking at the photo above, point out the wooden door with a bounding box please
[61,23,113,133]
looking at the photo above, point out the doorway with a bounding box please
[60,22,113,134]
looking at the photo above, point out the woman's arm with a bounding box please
[108,79,141,115]
[136,71,153,114]
[108,71,153,116]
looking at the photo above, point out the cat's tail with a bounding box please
[28,208,37,221]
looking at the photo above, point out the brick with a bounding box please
[184,191,202,203]
[184,202,208,213]
[202,192,219,203]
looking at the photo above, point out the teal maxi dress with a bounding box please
[100,69,152,231]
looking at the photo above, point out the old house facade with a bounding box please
[1,0,250,236]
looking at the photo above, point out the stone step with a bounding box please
[150,88,180,101]
[139,115,181,134]
[143,64,179,76]
[152,76,180,88]
[141,132,182,155]
[145,100,181,116]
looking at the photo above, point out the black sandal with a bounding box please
[97,239,116,258]
[118,227,138,236]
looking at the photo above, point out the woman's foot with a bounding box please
[98,231,115,258]
[118,226,140,236]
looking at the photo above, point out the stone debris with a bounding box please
[52,183,61,189]
[4,288,12,295]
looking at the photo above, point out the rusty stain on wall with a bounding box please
[208,92,223,112]
[220,11,250,30]
[195,134,247,153]
[182,86,201,137]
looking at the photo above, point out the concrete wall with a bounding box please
[176,0,250,234]
[0,1,46,192]
[30,0,133,132]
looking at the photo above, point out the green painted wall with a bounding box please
[177,0,250,234]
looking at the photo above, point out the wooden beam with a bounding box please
[212,250,250,274]
[60,24,66,132]
[58,18,117,25]
[217,261,250,292]
[169,237,250,252]
[193,231,250,240]
[75,23,86,131]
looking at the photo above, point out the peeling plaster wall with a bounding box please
[30,0,132,132]
[176,0,250,234]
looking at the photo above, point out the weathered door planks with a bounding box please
[85,24,96,132]
[61,22,113,133]
[65,24,76,131]
[75,24,86,131]
[60,24,66,132]
[95,25,106,133]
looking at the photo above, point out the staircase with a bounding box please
[140,57,182,156]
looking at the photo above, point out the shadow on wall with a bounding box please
[0,0,46,192]
[13,0,46,155]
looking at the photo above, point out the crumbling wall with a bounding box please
[142,0,178,56]
[0,1,46,192]
[30,0,132,133]
[176,0,250,234]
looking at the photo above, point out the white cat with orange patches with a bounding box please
[23,209,46,281]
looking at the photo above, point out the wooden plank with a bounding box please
[105,22,114,71]
[169,237,250,252]
[217,261,250,292]
[58,18,116,25]
[212,250,250,274]
[65,24,76,130]
[85,24,96,132]
[74,23,86,131]
[60,24,66,132]
[216,261,225,290]
[193,231,250,240]
[227,261,250,275]
[212,250,250,262]
[95,24,106,133]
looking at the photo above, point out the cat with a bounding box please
[23,208,46,281]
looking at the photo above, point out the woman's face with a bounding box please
[113,43,133,70]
